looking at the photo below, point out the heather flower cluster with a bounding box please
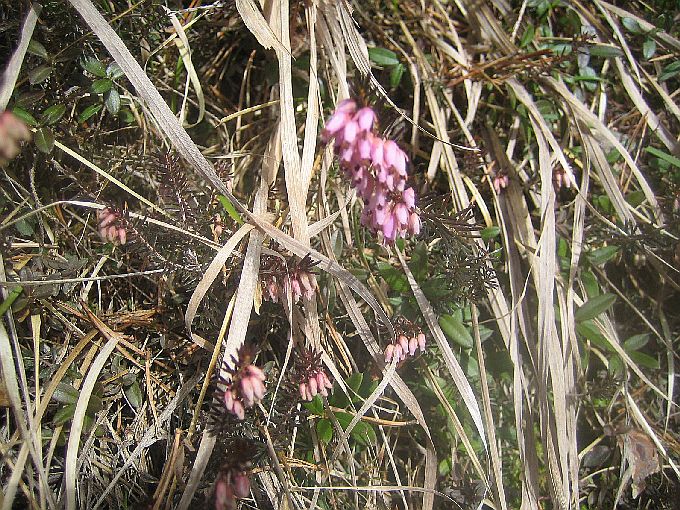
[294,348,333,401]
[322,99,420,243]
[219,348,266,420]
[214,464,251,510]
[97,207,128,245]
[261,253,318,303]
[0,111,31,165]
[384,317,426,363]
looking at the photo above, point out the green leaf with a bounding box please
[409,242,429,281]
[53,404,76,426]
[40,104,66,126]
[316,419,333,444]
[27,39,48,59]
[389,63,405,88]
[34,127,55,154]
[53,383,80,404]
[0,286,23,317]
[626,190,646,207]
[575,293,616,322]
[621,17,644,34]
[588,44,624,58]
[519,24,535,48]
[216,195,244,225]
[91,78,113,94]
[628,350,659,370]
[11,106,38,127]
[439,314,473,349]
[106,62,124,80]
[124,381,143,409]
[80,56,107,77]
[334,411,376,446]
[581,270,600,298]
[78,103,103,123]
[624,333,649,352]
[480,226,500,241]
[643,39,656,60]
[659,60,680,82]
[302,395,323,415]
[576,320,611,352]
[104,88,120,115]
[587,246,619,266]
[378,262,409,292]
[346,372,363,393]
[14,91,44,108]
[120,109,135,124]
[29,65,52,85]
[645,146,680,169]
[368,47,399,67]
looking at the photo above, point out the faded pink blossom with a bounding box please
[0,111,31,164]
[97,207,128,245]
[221,357,266,420]
[299,369,333,401]
[214,467,251,510]
[384,319,426,364]
[492,174,509,195]
[322,100,420,244]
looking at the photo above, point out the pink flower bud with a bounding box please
[240,378,254,406]
[382,214,396,241]
[223,388,234,412]
[247,365,266,381]
[394,343,403,362]
[308,376,318,397]
[355,107,376,132]
[336,98,357,114]
[233,472,251,498]
[232,400,245,420]
[322,112,350,142]
[408,336,418,356]
[402,187,415,209]
[418,332,426,351]
[118,227,127,245]
[342,121,358,145]
[408,212,421,235]
[370,137,385,168]
[398,335,409,353]
[252,379,265,400]
[394,203,409,225]
[214,478,234,510]
[385,344,394,363]
[300,382,309,401]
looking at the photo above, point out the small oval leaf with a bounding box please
[91,78,113,94]
[29,65,52,85]
[575,293,617,323]
[80,56,107,77]
[27,40,48,59]
[34,127,55,154]
[104,88,120,115]
[368,47,399,67]
[439,313,474,349]
[41,104,66,126]
[78,103,103,123]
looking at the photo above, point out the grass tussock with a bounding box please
[0,0,679,509]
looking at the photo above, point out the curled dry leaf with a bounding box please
[618,428,661,498]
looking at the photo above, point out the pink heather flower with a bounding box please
[219,348,266,420]
[355,107,376,132]
[0,111,31,164]
[322,99,421,244]
[214,467,251,510]
[492,174,509,194]
[384,318,426,364]
[261,253,318,304]
[97,207,128,245]
[295,348,333,401]
[299,369,333,401]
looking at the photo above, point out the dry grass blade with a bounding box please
[63,305,123,510]
[0,3,41,110]
[396,248,487,449]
